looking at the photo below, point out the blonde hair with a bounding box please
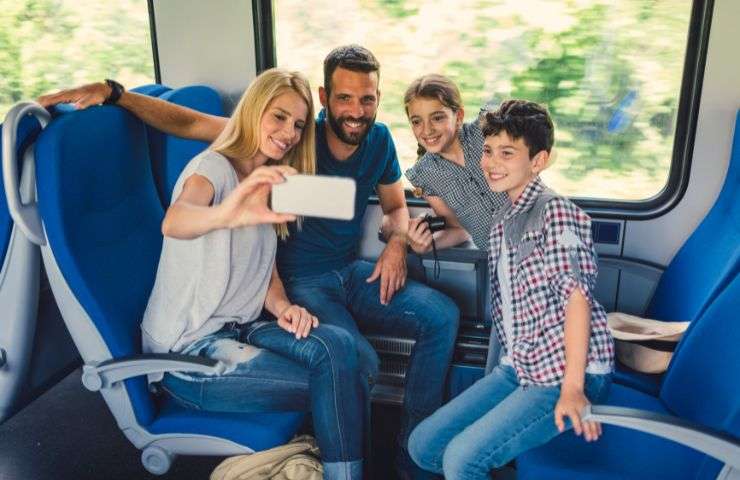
[211,68,316,238]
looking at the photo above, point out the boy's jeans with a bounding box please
[160,321,364,480]
[284,259,460,452]
[408,364,612,480]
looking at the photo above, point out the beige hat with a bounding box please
[607,313,690,374]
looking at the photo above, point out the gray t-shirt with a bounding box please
[141,150,276,380]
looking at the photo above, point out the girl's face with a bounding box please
[407,97,463,154]
[257,90,308,162]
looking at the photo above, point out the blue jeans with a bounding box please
[284,260,460,451]
[160,321,364,480]
[408,364,612,480]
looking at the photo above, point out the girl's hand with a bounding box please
[554,385,602,442]
[277,305,319,339]
[407,216,433,254]
[218,165,298,228]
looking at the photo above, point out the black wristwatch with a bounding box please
[103,79,124,105]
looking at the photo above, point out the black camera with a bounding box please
[421,215,446,233]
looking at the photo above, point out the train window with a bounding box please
[0,1,154,119]
[272,0,699,204]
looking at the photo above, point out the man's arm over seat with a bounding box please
[37,81,228,142]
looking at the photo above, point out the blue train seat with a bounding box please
[517,271,740,480]
[614,110,740,395]
[148,85,224,206]
[10,104,302,474]
[0,112,43,422]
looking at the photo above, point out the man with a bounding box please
[39,45,459,478]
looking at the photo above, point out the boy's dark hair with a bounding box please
[323,45,380,95]
[480,100,554,158]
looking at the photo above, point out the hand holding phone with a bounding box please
[271,174,356,220]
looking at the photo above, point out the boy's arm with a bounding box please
[37,81,228,142]
[554,289,602,442]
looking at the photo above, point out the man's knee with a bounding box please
[419,290,460,338]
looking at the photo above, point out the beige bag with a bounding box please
[210,435,323,480]
[607,313,690,374]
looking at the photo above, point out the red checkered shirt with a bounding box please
[488,176,614,386]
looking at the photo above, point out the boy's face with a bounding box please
[480,131,548,202]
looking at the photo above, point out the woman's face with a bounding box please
[258,90,308,162]
[407,97,462,154]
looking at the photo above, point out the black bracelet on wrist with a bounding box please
[103,79,124,105]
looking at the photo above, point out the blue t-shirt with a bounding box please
[277,112,402,279]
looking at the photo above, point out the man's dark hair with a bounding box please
[480,100,554,158]
[323,45,380,94]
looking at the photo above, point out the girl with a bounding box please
[408,100,614,479]
[404,74,508,254]
[141,68,364,480]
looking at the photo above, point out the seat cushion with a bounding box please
[149,399,304,452]
[517,384,723,480]
[613,361,662,396]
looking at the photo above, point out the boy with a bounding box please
[407,100,614,479]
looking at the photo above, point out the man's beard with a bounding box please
[326,104,376,146]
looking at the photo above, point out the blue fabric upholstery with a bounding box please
[150,399,304,452]
[35,107,164,426]
[517,385,722,480]
[647,111,740,322]
[615,110,740,394]
[33,106,303,451]
[150,85,224,206]
[130,84,172,97]
[517,273,740,479]
[0,115,42,262]
[612,362,662,396]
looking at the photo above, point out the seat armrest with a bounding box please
[82,353,225,391]
[582,405,740,469]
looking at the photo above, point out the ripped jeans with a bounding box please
[160,319,365,480]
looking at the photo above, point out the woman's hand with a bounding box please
[277,305,319,339]
[554,385,602,442]
[218,165,298,228]
[407,215,433,254]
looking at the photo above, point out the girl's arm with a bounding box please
[408,195,472,254]
[162,165,298,239]
[263,263,318,340]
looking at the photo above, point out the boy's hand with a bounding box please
[277,305,318,339]
[554,385,602,442]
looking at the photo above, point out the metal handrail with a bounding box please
[2,102,50,246]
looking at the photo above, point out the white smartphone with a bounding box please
[271,174,356,220]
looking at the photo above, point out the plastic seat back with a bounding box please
[149,85,224,206]
[34,106,164,425]
[647,110,740,321]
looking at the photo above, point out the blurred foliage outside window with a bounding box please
[0,0,153,119]
[274,0,693,201]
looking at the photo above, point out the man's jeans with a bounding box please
[284,260,460,450]
[160,321,364,480]
[408,364,612,479]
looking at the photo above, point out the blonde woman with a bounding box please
[141,68,365,480]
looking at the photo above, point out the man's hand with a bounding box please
[554,385,602,442]
[407,216,433,254]
[366,236,407,305]
[217,165,298,228]
[37,82,111,110]
[277,305,319,339]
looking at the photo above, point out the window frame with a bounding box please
[256,0,713,220]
